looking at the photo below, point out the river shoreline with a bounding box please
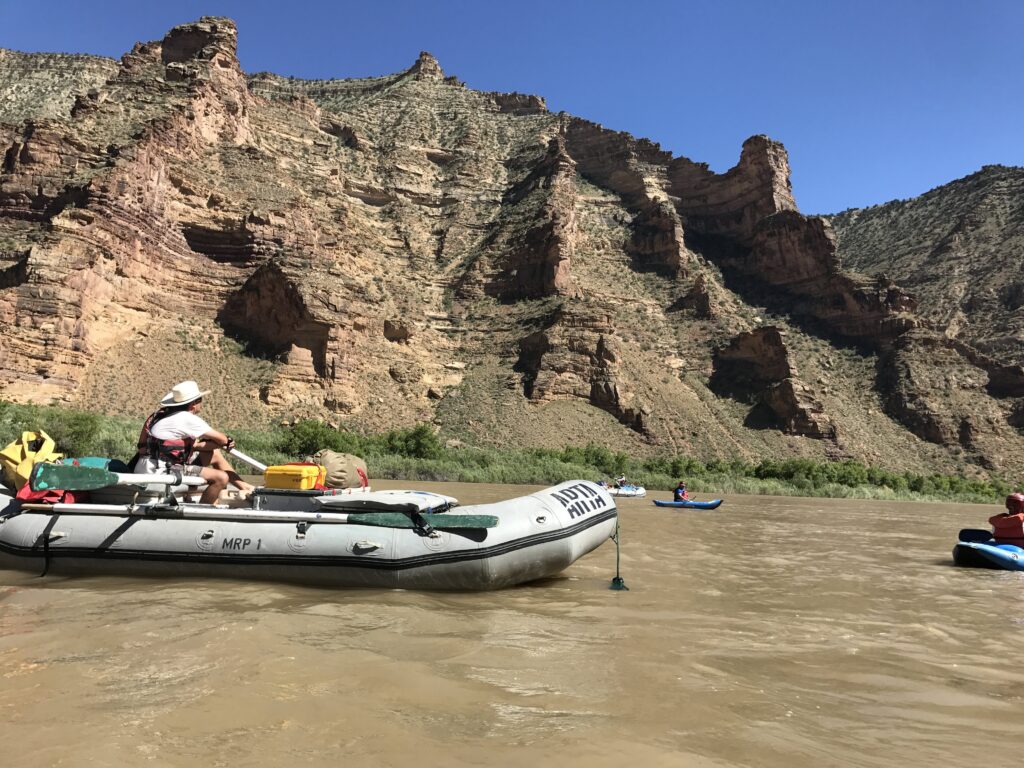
[2,400,1015,507]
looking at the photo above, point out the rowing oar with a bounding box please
[18,502,497,529]
[228,448,267,473]
[30,463,205,492]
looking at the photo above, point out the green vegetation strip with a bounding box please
[0,401,1015,504]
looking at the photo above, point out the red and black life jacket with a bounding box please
[135,409,196,465]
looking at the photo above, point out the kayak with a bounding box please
[653,499,722,510]
[606,485,646,498]
[0,478,618,590]
[953,528,1024,570]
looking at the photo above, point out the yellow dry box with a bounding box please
[263,463,326,490]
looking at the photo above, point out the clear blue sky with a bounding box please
[2,0,1020,213]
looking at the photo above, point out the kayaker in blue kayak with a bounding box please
[988,492,1024,545]
[672,481,690,502]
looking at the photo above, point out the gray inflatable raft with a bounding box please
[0,480,617,590]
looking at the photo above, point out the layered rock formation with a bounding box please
[710,327,836,441]
[2,16,1022,474]
[830,166,1024,361]
[830,166,1024,467]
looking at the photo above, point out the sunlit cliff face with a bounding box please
[1,17,1022,474]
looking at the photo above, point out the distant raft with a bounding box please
[606,484,646,498]
[0,478,618,591]
[652,498,723,510]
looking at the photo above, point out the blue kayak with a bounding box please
[953,529,1024,570]
[653,499,722,510]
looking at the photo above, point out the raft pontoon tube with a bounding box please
[0,480,618,590]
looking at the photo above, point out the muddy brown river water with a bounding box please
[2,482,1023,767]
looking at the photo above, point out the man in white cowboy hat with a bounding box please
[132,380,254,504]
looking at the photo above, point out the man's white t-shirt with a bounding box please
[149,411,211,441]
[135,411,212,473]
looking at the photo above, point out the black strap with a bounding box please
[410,511,435,536]
[37,514,59,577]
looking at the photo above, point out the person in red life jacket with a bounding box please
[1006,493,1024,514]
[672,481,690,502]
[132,380,254,504]
[989,492,1024,545]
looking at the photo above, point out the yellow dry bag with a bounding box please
[0,430,63,490]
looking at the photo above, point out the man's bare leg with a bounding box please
[198,466,229,505]
[207,449,256,493]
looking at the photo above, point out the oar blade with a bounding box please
[30,463,118,491]
[420,513,498,529]
[347,512,499,530]
[957,528,993,543]
[432,514,499,529]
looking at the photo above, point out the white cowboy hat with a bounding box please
[160,380,211,407]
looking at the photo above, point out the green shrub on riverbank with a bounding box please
[0,403,1014,504]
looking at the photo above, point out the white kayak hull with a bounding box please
[0,481,617,591]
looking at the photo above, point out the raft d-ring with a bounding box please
[535,515,547,524]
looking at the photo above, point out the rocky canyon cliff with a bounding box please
[2,17,1022,476]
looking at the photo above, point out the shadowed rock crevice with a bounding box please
[0,122,102,221]
[2,144,16,173]
[161,17,239,65]
[563,117,671,209]
[710,326,794,399]
[318,118,359,148]
[383,319,413,344]
[41,184,91,219]
[516,305,648,434]
[516,329,549,401]
[669,135,797,246]
[876,330,1011,458]
[1009,401,1024,433]
[706,211,919,347]
[219,262,331,377]
[462,135,577,302]
[628,199,687,275]
[667,274,714,318]
[181,222,260,264]
[0,251,28,289]
[986,363,1024,398]
[711,327,836,440]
